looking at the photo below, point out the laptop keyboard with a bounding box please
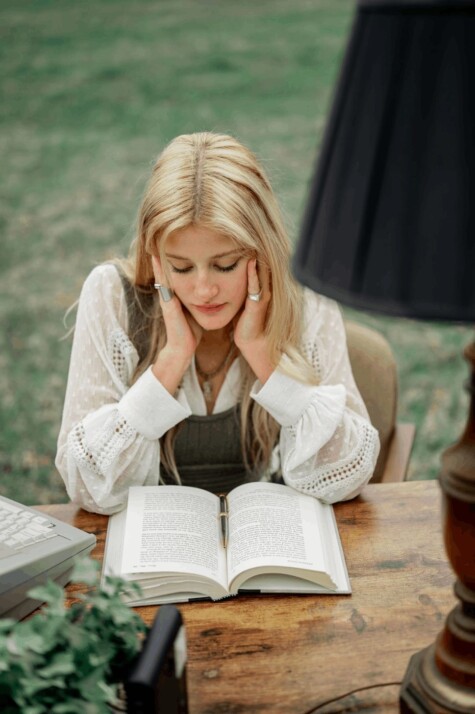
[0,500,57,556]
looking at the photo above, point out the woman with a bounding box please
[56,132,379,514]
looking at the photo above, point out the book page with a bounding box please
[226,482,336,590]
[239,499,351,594]
[120,486,228,590]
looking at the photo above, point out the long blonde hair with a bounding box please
[118,132,316,480]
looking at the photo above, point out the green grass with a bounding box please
[0,0,472,504]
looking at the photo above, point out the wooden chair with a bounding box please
[345,321,416,483]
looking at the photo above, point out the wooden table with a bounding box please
[39,480,455,714]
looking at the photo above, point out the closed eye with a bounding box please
[169,259,240,274]
[216,260,239,273]
[170,265,192,274]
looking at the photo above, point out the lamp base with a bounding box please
[400,338,475,713]
[400,644,475,713]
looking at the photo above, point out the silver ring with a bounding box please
[154,283,174,302]
[247,290,262,303]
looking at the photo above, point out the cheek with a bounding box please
[169,275,190,300]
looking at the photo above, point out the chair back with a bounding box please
[345,321,398,483]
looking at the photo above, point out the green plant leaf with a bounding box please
[10,625,51,658]
[2,566,149,711]
[20,674,68,697]
[53,703,104,714]
[0,619,15,633]
[76,668,115,704]
[70,557,100,585]
[28,580,65,613]
[37,652,75,678]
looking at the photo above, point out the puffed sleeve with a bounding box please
[251,290,380,503]
[55,264,191,514]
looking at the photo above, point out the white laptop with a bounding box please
[0,495,96,620]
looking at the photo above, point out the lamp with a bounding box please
[292,1,475,711]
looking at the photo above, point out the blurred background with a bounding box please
[1,0,471,505]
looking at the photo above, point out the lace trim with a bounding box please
[68,417,135,476]
[108,328,137,384]
[68,423,101,475]
[289,421,376,500]
[301,337,323,379]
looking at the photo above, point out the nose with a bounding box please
[195,270,219,302]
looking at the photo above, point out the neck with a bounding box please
[195,333,236,409]
[200,326,233,348]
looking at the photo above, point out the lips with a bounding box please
[193,304,226,314]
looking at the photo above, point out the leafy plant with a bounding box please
[0,558,148,714]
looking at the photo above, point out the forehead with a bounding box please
[165,225,239,259]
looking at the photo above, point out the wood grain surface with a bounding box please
[39,480,455,713]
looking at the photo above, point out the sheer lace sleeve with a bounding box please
[252,290,380,503]
[55,264,190,514]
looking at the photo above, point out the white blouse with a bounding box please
[55,264,380,514]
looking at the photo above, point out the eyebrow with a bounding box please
[165,250,240,261]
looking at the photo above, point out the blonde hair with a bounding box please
[118,132,316,481]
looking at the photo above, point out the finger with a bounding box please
[151,255,175,302]
[256,258,271,296]
[183,307,203,344]
[247,259,261,298]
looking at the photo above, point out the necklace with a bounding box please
[195,342,235,404]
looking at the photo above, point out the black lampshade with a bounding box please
[293,0,475,322]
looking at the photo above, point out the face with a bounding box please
[163,225,249,332]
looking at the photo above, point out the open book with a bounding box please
[103,482,351,605]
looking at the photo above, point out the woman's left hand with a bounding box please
[233,259,274,383]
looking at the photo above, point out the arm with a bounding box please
[251,291,380,504]
[55,264,191,514]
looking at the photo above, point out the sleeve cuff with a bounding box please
[251,368,346,428]
[118,366,191,439]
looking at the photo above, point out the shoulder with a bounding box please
[299,289,350,378]
[302,288,344,334]
[79,263,125,306]
[81,262,123,295]
[77,262,128,326]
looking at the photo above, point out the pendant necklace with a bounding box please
[195,342,235,405]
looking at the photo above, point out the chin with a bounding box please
[193,311,236,332]
[199,317,232,332]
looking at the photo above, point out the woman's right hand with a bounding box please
[150,255,202,393]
